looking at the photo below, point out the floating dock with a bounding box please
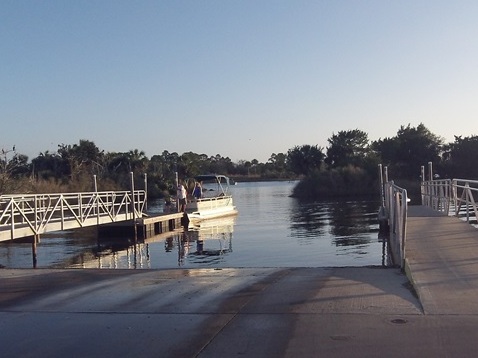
[98,212,185,239]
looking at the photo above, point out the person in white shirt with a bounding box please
[177,182,187,212]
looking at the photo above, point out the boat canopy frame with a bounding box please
[194,174,232,196]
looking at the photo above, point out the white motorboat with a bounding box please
[185,174,238,222]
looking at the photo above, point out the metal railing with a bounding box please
[0,190,146,241]
[383,181,408,268]
[381,167,478,267]
[451,179,478,224]
[421,179,452,214]
[421,178,478,225]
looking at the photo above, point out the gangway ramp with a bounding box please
[406,205,478,314]
[0,190,146,241]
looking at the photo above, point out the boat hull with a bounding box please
[186,195,237,222]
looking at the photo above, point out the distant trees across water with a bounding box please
[1,123,477,200]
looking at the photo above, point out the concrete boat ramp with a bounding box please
[1,205,478,357]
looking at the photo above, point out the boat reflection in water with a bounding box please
[71,215,237,269]
[183,215,236,265]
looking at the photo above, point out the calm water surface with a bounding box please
[0,181,388,269]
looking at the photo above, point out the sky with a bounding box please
[1,1,478,163]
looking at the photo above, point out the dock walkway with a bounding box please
[406,205,478,314]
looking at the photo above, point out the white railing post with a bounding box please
[94,175,100,225]
[79,193,83,224]
[61,194,65,230]
[421,165,425,205]
[34,195,38,233]
[401,188,408,268]
[10,198,14,240]
[384,181,408,268]
[465,182,470,222]
[130,172,137,239]
[144,173,148,211]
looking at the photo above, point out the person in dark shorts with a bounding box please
[177,182,187,212]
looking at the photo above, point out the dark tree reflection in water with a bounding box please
[289,200,327,239]
[289,198,381,247]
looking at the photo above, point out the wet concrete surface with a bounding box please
[3,266,476,357]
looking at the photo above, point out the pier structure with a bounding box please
[97,212,184,240]
[0,190,186,241]
[0,189,185,266]
[0,190,147,242]
[406,204,478,314]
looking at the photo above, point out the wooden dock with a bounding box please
[98,212,185,239]
[137,212,186,239]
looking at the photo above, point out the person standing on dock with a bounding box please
[192,181,202,200]
[177,182,187,212]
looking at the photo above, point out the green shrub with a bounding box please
[291,166,379,199]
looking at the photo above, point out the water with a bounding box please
[0,181,388,269]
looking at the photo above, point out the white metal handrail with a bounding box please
[384,181,408,268]
[0,190,146,240]
[421,178,478,224]
[451,179,478,223]
[421,179,452,214]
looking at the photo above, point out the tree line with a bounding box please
[1,123,477,199]
[291,123,478,200]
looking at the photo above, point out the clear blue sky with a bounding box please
[1,1,477,163]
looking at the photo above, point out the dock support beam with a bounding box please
[32,234,39,268]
